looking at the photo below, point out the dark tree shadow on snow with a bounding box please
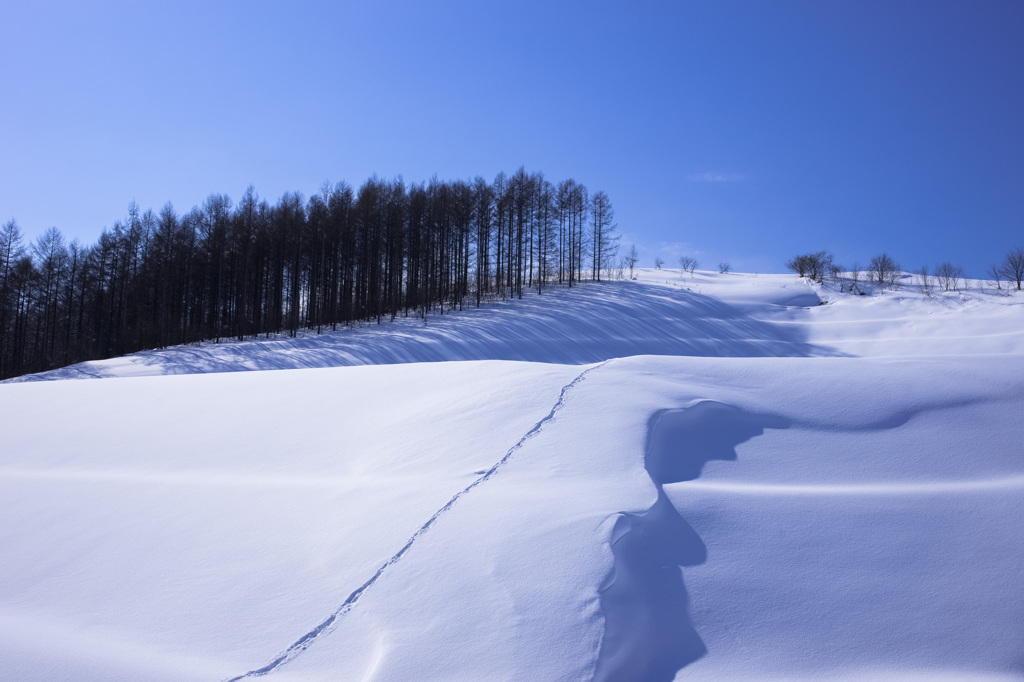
[9,281,844,381]
[595,401,790,682]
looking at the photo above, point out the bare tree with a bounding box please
[934,262,963,292]
[987,263,1003,290]
[814,253,833,283]
[869,253,900,290]
[718,262,731,274]
[625,244,639,279]
[679,256,698,276]
[849,262,862,294]
[1001,248,1024,290]
[786,254,810,278]
[0,219,25,375]
[786,251,832,282]
[614,257,625,281]
[887,269,902,290]
[589,190,618,281]
[654,256,664,270]
[917,266,930,293]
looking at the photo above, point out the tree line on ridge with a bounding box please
[0,169,619,380]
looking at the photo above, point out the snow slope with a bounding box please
[1,270,1022,681]
[4,272,832,382]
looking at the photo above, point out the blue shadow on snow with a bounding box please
[10,280,842,381]
[595,401,790,682]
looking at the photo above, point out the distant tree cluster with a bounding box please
[933,262,964,292]
[785,251,833,282]
[0,169,618,380]
[868,253,901,288]
[785,247,1024,294]
[678,256,699,276]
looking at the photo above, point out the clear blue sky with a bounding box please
[3,0,1022,276]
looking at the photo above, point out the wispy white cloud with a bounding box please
[688,171,744,183]
[654,240,703,258]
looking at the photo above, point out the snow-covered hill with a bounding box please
[1,270,1022,681]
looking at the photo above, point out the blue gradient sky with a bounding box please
[3,0,1022,275]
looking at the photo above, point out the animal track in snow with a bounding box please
[225,360,609,681]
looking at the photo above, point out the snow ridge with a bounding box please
[224,360,609,681]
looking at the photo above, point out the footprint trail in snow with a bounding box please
[225,360,609,681]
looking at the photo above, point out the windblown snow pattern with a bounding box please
[1,270,1022,681]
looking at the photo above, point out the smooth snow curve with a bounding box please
[226,361,609,680]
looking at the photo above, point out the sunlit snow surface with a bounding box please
[2,271,1023,681]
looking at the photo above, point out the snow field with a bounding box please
[0,362,581,680]
[1,269,1023,680]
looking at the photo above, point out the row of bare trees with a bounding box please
[0,169,618,379]
[786,248,1024,294]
